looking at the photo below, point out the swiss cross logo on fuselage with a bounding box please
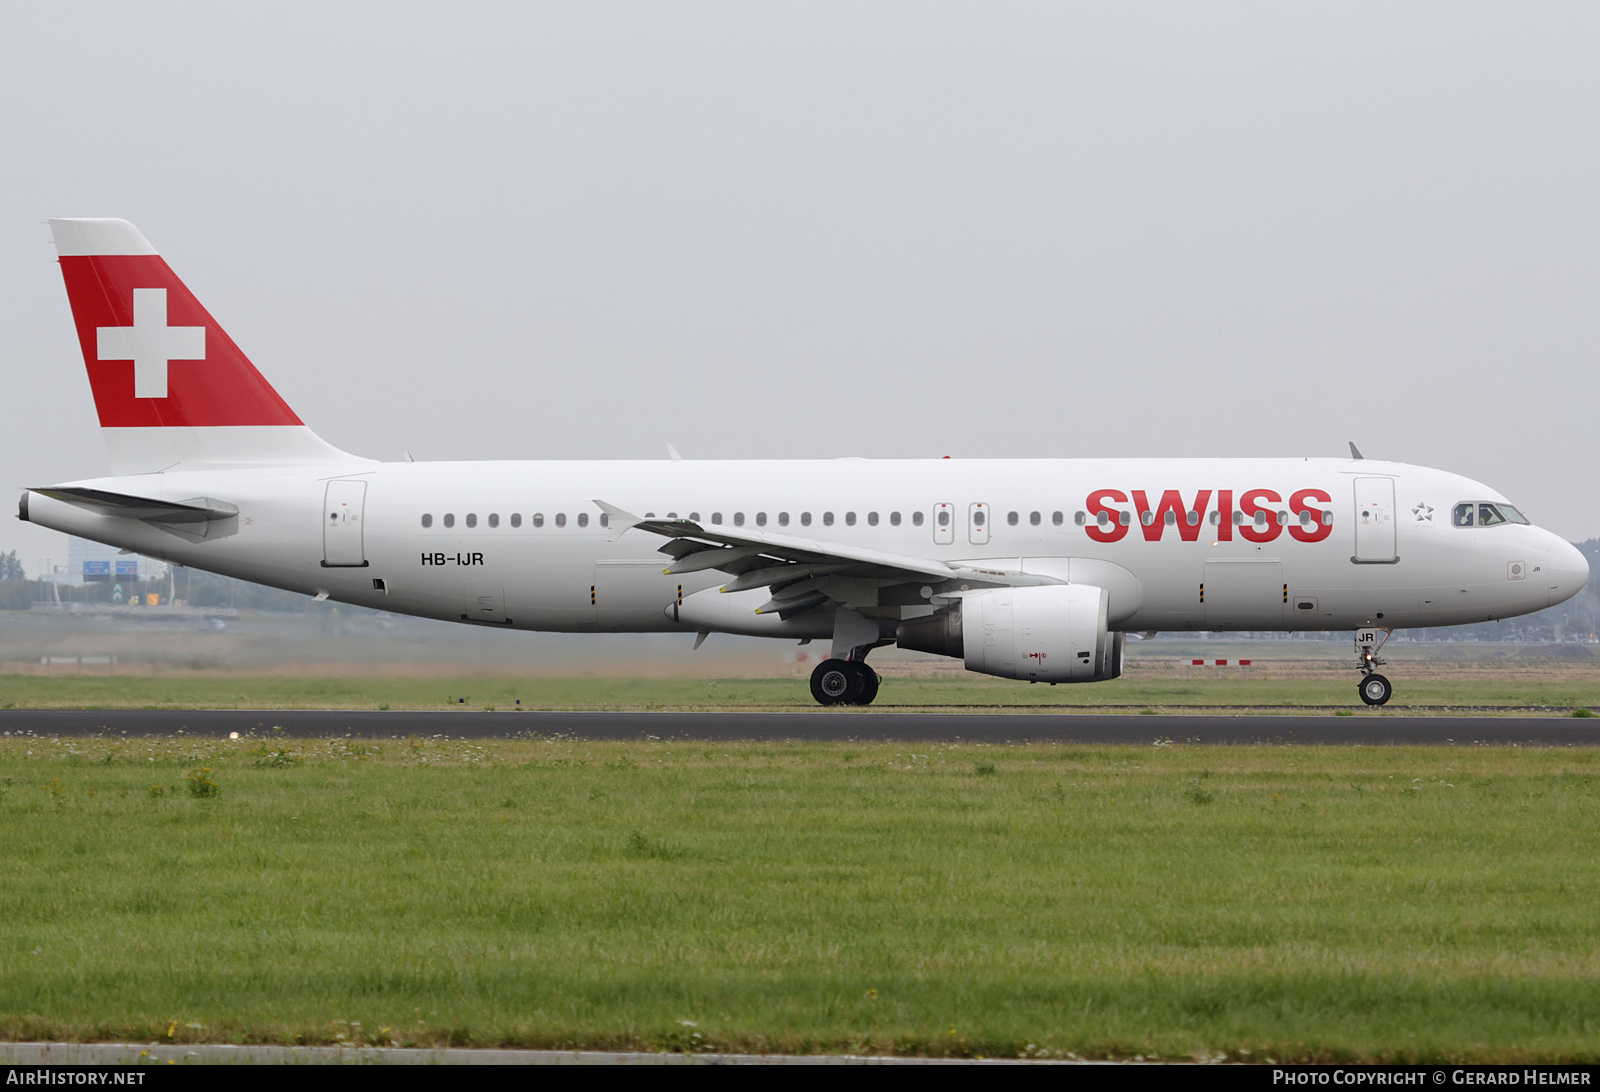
[1084,488,1334,544]
[95,288,205,399]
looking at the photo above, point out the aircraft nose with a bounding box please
[1543,536,1590,608]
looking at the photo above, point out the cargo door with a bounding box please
[1353,478,1398,563]
[593,559,679,630]
[1203,560,1284,629]
[322,480,368,567]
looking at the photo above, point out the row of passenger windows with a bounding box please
[420,512,599,529]
[1091,508,1333,528]
[417,507,1336,531]
[417,509,1074,530]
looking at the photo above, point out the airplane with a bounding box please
[18,218,1591,707]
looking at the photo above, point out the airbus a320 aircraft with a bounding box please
[20,219,1590,706]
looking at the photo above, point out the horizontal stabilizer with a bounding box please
[30,486,238,524]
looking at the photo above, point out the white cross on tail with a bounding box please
[96,288,205,399]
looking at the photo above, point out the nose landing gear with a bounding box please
[1354,627,1393,706]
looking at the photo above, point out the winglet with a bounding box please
[592,499,644,541]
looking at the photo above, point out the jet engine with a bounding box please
[896,584,1124,683]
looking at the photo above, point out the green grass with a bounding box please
[4,673,1600,712]
[2,735,1599,1060]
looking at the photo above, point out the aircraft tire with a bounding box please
[810,659,862,706]
[855,663,881,705]
[1358,674,1393,707]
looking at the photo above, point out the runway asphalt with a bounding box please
[0,708,1597,745]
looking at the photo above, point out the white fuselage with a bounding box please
[24,456,1588,640]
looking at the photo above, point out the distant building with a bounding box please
[61,537,168,587]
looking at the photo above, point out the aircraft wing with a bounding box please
[594,499,1058,614]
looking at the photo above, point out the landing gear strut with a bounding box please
[810,659,880,706]
[1354,627,1393,707]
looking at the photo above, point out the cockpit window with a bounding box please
[1454,501,1531,528]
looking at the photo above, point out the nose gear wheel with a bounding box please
[1358,673,1392,706]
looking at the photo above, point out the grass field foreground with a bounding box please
[2,733,1598,1060]
[4,672,1600,712]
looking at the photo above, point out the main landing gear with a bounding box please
[810,659,881,706]
[1354,627,1393,707]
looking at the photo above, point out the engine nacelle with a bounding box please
[897,584,1124,683]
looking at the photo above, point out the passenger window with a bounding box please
[801,512,812,526]
[912,511,925,527]
[465,513,477,528]
[1453,503,1474,527]
[1030,511,1041,526]
[867,512,879,526]
[1118,511,1131,526]
[1074,512,1085,526]
[1208,511,1219,526]
[510,513,522,528]
[778,512,789,526]
[846,512,856,526]
[756,512,767,526]
[689,512,700,522]
[555,513,567,528]
[488,513,499,528]
[532,513,544,528]
[890,511,902,526]
[666,512,677,519]
[1163,511,1176,526]
[1053,511,1064,526]
[824,512,835,526]
[1007,511,1019,526]
[599,514,609,527]
[421,514,433,528]
[577,513,589,528]
[734,512,745,526]
[443,513,455,528]
[1141,511,1155,527]
[973,510,986,528]
[1232,511,1243,526]
[711,512,723,524]
[936,510,949,527]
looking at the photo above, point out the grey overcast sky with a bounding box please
[3,2,1598,572]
